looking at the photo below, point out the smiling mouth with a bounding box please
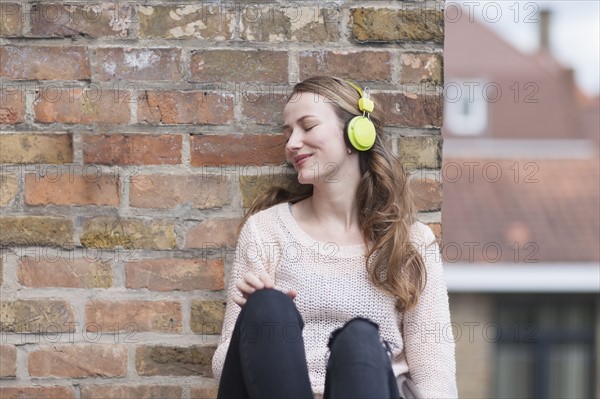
[294,154,312,166]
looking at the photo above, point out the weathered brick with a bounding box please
[82,134,181,165]
[240,5,340,42]
[400,52,443,85]
[190,382,219,399]
[34,88,131,124]
[94,48,183,81]
[25,174,119,206]
[190,50,287,83]
[126,258,224,291]
[241,92,287,125]
[130,174,229,209]
[17,257,112,288]
[80,217,176,250]
[239,173,305,208]
[0,134,73,164]
[0,46,90,80]
[410,177,441,212]
[29,344,127,378]
[0,216,74,248]
[81,385,183,399]
[138,91,233,125]
[190,134,286,167]
[397,135,442,170]
[139,5,234,39]
[0,89,25,124]
[0,387,75,399]
[30,3,134,38]
[0,173,18,206]
[351,8,444,43]
[374,92,443,128]
[135,344,216,376]
[0,300,75,333]
[185,218,241,249]
[86,300,183,333]
[299,51,392,82]
[0,344,16,378]
[190,300,226,335]
[0,3,22,36]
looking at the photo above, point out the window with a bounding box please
[494,295,596,399]
[444,79,488,136]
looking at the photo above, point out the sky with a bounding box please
[454,0,600,97]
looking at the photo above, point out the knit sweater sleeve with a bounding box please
[211,216,270,382]
[402,223,458,398]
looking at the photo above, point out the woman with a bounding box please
[211,76,457,399]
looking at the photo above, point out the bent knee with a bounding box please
[244,288,295,310]
[328,317,380,349]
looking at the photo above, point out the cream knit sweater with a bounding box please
[212,202,457,398]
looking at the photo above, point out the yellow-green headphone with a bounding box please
[345,81,376,151]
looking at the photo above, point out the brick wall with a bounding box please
[0,2,444,397]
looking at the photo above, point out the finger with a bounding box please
[244,272,265,290]
[235,280,256,296]
[233,295,247,307]
[259,272,274,289]
[287,289,297,300]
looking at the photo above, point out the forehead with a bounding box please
[283,92,337,119]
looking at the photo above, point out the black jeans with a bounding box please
[217,288,401,399]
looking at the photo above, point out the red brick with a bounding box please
[126,258,224,291]
[190,382,219,399]
[299,50,392,81]
[241,92,287,125]
[135,345,216,377]
[0,88,25,124]
[34,88,130,124]
[0,3,23,36]
[30,3,134,38]
[0,133,72,164]
[25,174,119,206]
[374,92,442,128]
[400,52,443,85]
[94,48,183,81]
[129,174,229,209]
[137,91,233,125]
[185,218,241,249]
[81,385,183,399]
[29,344,127,378]
[86,300,183,333]
[82,134,181,165]
[0,387,75,399]
[139,5,234,40]
[17,257,112,288]
[190,50,287,82]
[410,177,442,212]
[190,134,286,167]
[0,217,74,248]
[0,344,16,378]
[0,45,90,80]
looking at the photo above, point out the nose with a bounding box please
[285,128,303,152]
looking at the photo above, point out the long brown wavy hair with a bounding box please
[242,76,427,313]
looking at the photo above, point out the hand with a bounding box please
[233,271,298,307]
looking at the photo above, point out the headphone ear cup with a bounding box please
[346,116,376,151]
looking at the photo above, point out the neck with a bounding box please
[308,168,361,232]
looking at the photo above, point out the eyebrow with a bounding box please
[282,115,318,130]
